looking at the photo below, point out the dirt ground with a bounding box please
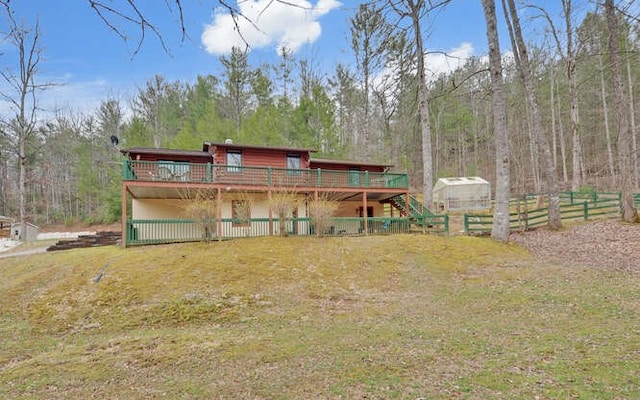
[509,219,640,272]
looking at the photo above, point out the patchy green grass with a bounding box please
[1,235,638,399]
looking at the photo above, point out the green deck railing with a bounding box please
[465,192,623,234]
[123,160,409,190]
[125,216,430,246]
[386,194,447,234]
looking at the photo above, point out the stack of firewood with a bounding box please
[46,231,121,251]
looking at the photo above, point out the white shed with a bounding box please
[433,177,491,211]
[10,222,40,241]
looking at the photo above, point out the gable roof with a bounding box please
[121,144,393,169]
[203,141,316,154]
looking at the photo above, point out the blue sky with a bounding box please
[0,0,564,119]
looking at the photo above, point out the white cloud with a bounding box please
[373,42,477,95]
[0,76,133,122]
[424,42,474,79]
[201,0,342,55]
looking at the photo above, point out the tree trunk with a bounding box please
[605,0,637,221]
[599,54,616,181]
[626,48,639,188]
[504,0,561,230]
[482,0,510,242]
[407,0,434,208]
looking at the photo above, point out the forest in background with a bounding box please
[1,1,639,226]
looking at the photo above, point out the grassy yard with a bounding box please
[1,234,638,399]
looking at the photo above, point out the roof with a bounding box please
[311,158,393,168]
[203,141,317,153]
[121,144,391,168]
[436,177,489,186]
[0,215,13,223]
[121,147,212,158]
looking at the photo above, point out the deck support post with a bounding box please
[268,189,273,236]
[362,191,368,235]
[217,187,222,241]
[121,184,128,248]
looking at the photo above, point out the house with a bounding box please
[120,141,439,246]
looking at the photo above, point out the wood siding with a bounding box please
[212,146,310,169]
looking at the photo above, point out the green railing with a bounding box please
[388,194,444,231]
[123,160,409,190]
[464,192,623,234]
[125,216,424,245]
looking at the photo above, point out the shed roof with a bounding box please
[311,158,393,168]
[436,177,489,186]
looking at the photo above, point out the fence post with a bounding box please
[583,201,588,220]
[463,214,469,234]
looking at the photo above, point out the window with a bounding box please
[232,200,251,226]
[226,150,242,172]
[286,154,301,175]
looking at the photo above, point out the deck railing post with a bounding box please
[365,170,369,187]
[316,168,322,187]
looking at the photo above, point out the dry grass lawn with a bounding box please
[1,230,639,399]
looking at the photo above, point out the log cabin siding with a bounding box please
[213,146,310,169]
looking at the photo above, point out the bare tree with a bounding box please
[532,0,583,191]
[308,194,338,238]
[381,0,451,209]
[481,0,511,242]
[269,189,300,237]
[605,0,637,222]
[0,6,50,238]
[349,3,394,158]
[503,0,562,230]
[179,187,220,241]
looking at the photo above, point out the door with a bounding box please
[349,168,361,186]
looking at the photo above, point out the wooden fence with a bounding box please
[125,216,441,246]
[464,191,625,234]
